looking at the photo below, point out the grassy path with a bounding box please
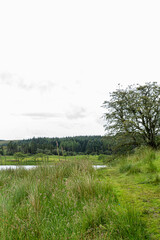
[103,167,160,240]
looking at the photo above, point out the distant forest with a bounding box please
[0,134,138,156]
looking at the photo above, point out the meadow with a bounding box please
[0,147,160,239]
[0,154,101,166]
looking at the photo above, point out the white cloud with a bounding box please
[19,112,62,119]
[0,72,56,92]
[66,107,86,120]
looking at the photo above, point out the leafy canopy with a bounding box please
[103,82,160,148]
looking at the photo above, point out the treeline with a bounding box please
[4,136,114,156]
[0,133,142,156]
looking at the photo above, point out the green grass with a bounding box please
[0,154,102,165]
[100,146,160,240]
[0,160,148,240]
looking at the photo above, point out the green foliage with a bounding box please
[7,136,107,156]
[103,82,160,148]
[127,165,142,174]
[98,154,107,160]
[119,163,132,173]
[119,146,159,175]
[135,146,158,173]
[5,134,145,158]
[147,161,158,173]
[152,174,160,184]
[98,154,117,166]
[119,163,142,174]
[14,152,25,162]
[134,146,156,162]
[7,141,18,155]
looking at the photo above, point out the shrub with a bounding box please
[119,163,132,173]
[119,163,142,174]
[147,161,158,173]
[152,174,160,184]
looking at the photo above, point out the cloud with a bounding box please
[66,107,86,120]
[0,72,56,92]
[0,73,30,89]
[37,81,56,92]
[20,112,62,119]
[15,80,35,90]
[0,72,19,85]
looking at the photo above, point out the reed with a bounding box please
[0,160,148,239]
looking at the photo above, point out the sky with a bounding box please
[0,0,160,140]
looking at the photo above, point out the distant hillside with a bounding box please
[0,140,11,146]
[0,140,19,146]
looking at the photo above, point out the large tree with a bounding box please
[103,82,160,148]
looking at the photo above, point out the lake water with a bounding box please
[0,165,37,170]
[93,165,107,169]
[0,165,107,171]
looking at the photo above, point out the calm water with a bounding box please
[93,165,107,169]
[0,165,37,170]
[0,165,107,171]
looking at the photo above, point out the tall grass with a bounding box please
[0,160,149,239]
[119,146,159,175]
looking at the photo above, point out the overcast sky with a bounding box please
[0,0,160,140]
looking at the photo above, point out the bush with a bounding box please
[127,165,142,174]
[119,163,132,173]
[152,174,160,184]
[134,146,156,162]
[120,163,142,174]
[147,161,158,173]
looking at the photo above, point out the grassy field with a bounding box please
[0,154,102,166]
[1,147,160,239]
[0,159,149,240]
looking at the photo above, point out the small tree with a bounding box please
[103,82,160,148]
